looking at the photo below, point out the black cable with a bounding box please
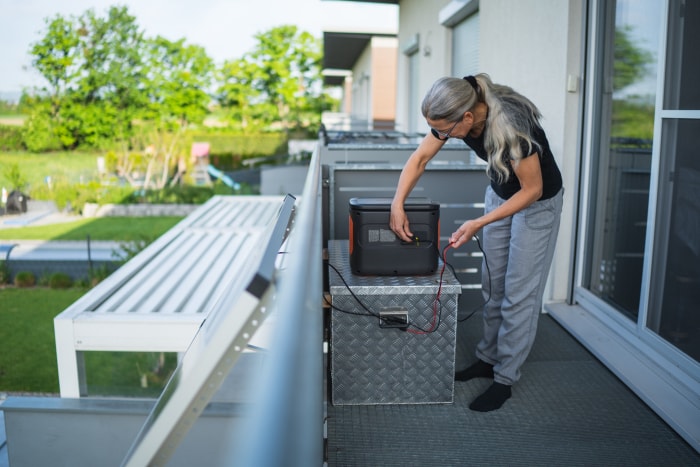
[457,234,492,322]
[327,263,380,318]
[322,287,376,318]
[326,261,442,334]
[326,235,491,328]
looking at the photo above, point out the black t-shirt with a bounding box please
[463,125,562,200]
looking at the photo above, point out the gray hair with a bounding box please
[421,73,543,183]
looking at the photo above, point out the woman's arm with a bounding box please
[390,134,445,242]
[449,153,543,248]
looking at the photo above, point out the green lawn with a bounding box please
[0,151,190,395]
[0,287,177,396]
[0,151,101,190]
[0,214,184,395]
[0,288,84,393]
[0,216,184,241]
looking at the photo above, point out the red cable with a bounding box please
[407,243,453,335]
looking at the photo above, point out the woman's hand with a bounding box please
[449,219,481,248]
[390,133,444,243]
[390,204,414,242]
[447,152,545,249]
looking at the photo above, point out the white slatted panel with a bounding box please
[56,195,291,396]
[79,195,286,318]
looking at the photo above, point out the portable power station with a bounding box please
[348,197,440,275]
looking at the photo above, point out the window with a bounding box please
[440,0,480,77]
[451,12,479,76]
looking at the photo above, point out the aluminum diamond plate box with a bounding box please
[328,240,461,405]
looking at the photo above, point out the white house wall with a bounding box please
[397,0,584,302]
[396,0,452,133]
[479,0,584,301]
[479,0,585,302]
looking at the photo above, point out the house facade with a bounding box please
[323,31,399,130]
[329,0,700,450]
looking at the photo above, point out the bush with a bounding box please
[0,124,25,151]
[30,180,136,213]
[114,236,152,264]
[129,185,219,204]
[48,272,73,289]
[89,264,112,287]
[31,178,254,209]
[13,271,36,288]
[37,273,50,287]
[29,181,82,212]
[0,261,9,284]
[3,163,27,192]
[22,111,63,152]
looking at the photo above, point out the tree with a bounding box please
[144,36,214,127]
[132,37,215,189]
[112,126,189,190]
[30,14,80,118]
[26,6,216,153]
[27,6,147,150]
[217,25,333,134]
[75,5,148,143]
[217,57,266,132]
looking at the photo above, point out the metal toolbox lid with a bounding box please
[327,240,461,295]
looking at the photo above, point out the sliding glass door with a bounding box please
[582,0,700,365]
[583,0,661,320]
[646,0,700,362]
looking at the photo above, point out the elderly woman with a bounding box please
[390,74,564,412]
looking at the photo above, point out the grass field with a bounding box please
[0,213,183,395]
[0,288,85,393]
[0,151,101,191]
[0,216,184,241]
[0,287,177,396]
[0,148,193,395]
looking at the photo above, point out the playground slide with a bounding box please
[207,164,240,190]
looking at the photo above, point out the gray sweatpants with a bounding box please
[475,185,564,385]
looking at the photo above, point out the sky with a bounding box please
[0,0,398,97]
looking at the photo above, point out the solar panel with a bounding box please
[121,194,296,467]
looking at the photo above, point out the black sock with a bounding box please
[469,382,512,412]
[455,360,494,381]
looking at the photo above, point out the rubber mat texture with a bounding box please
[326,313,700,466]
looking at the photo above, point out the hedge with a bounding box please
[188,132,288,170]
[1,123,290,160]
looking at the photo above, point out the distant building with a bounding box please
[323,31,398,131]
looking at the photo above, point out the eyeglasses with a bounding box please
[430,119,460,141]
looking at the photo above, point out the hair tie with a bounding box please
[463,75,479,93]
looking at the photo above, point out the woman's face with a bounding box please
[428,117,462,140]
[427,102,488,140]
